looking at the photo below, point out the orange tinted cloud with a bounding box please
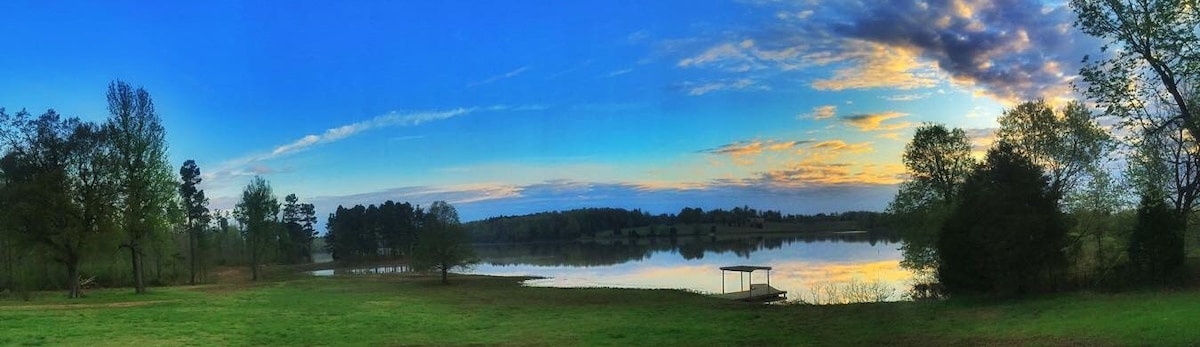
[801,105,838,120]
[841,112,912,131]
[812,41,940,91]
[811,140,873,154]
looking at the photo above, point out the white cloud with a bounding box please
[683,78,766,96]
[269,108,472,158]
[468,66,529,87]
[606,68,633,77]
[202,107,479,196]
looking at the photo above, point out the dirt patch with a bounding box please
[0,300,178,311]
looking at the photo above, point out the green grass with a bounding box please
[3,274,1200,346]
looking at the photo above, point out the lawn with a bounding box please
[2,272,1199,346]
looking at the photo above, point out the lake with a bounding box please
[317,232,914,302]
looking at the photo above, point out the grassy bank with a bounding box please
[2,273,1199,346]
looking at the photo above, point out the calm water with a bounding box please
[468,232,911,301]
[316,232,914,302]
[309,232,907,300]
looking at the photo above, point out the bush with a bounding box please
[1127,196,1185,285]
[795,277,897,305]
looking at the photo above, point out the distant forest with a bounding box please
[465,206,886,243]
[323,200,887,258]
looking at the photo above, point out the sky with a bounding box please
[0,0,1101,222]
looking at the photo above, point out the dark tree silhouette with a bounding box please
[1127,196,1185,284]
[938,142,1067,297]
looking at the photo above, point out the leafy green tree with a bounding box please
[902,124,975,202]
[411,201,477,284]
[889,123,975,275]
[938,143,1067,297]
[996,100,1114,198]
[106,81,177,294]
[1073,0,1200,136]
[178,159,209,284]
[1064,166,1127,278]
[235,176,279,281]
[1074,0,1200,220]
[0,110,117,298]
[1127,195,1185,284]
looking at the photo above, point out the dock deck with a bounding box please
[711,283,787,302]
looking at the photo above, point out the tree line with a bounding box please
[0,81,319,298]
[466,206,885,243]
[322,199,476,283]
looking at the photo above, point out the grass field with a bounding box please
[2,271,1200,346]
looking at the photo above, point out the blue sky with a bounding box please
[0,0,1098,221]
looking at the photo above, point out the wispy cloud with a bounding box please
[626,30,650,44]
[704,139,806,156]
[800,105,837,120]
[840,112,912,131]
[681,78,767,96]
[270,108,471,158]
[468,66,529,87]
[882,93,930,102]
[811,140,873,154]
[776,10,813,20]
[605,68,633,78]
[703,139,809,166]
[203,107,493,195]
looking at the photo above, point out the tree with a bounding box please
[1064,166,1127,278]
[996,99,1114,198]
[178,159,209,284]
[0,110,117,298]
[235,176,279,281]
[280,193,317,264]
[938,143,1067,297]
[1073,0,1200,222]
[106,81,177,294]
[1073,0,1200,137]
[889,123,975,275]
[902,124,976,202]
[1127,195,1186,284]
[411,201,477,284]
[298,201,317,262]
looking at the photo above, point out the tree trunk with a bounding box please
[441,266,448,284]
[131,243,146,294]
[66,259,81,299]
[188,218,196,285]
[250,245,259,281]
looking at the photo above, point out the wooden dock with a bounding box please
[711,283,787,302]
[711,265,788,302]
